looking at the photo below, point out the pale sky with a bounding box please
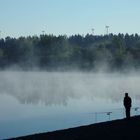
[0,0,140,37]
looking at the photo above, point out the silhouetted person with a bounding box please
[123,93,132,119]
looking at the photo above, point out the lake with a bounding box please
[0,71,140,139]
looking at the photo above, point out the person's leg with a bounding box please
[125,108,128,118]
[126,108,130,118]
[128,107,130,118]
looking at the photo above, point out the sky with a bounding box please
[0,0,140,37]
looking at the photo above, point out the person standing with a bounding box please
[123,93,132,119]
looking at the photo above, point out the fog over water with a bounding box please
[0,71,140,104]
[0,71,140,139]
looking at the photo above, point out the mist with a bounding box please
[0,71,140,106]
[1,70,140,140]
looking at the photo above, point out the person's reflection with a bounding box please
[123,93,132,119]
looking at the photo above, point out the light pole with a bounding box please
[42,30,45,35]
[105,26,109,35]
[91,28,94,35]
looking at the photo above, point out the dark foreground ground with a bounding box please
[8,116,140,140]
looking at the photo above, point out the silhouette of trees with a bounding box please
[0,33,140,71]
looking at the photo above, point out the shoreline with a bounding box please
[8,115,140,140]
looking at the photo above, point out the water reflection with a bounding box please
[0,71,140,105]
[0,71,140,139]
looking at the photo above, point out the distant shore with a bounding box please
[8,115,140,140]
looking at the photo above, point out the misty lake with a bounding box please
[0,71,140,139]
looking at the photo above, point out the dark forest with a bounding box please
[0,33,140,71]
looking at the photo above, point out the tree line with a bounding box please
[0,33,140,71]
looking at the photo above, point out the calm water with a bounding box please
[0,71,140,139]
